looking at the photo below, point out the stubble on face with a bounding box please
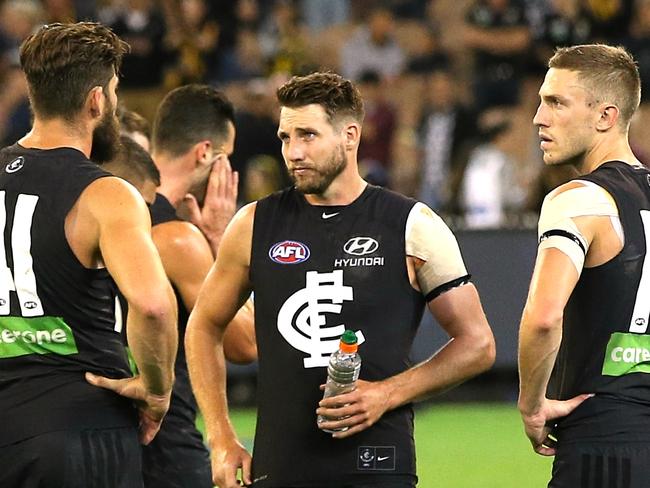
[537,70,595,169]
[291,142,347,195]
[91,97,121,164]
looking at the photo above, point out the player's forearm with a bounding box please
[382,331,495,409]
[517,308,563,416]
[186,315,238,447]
[127,289,178,396]
[223,300,257,364]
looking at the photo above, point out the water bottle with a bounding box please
[317,329,362,433]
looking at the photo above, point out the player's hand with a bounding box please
[85,372,171,445]
[520,394,593,456]
[210,438,252,487]
[184,156,238,256]
[315,379,391,439]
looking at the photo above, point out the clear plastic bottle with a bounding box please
[317,329,362,433]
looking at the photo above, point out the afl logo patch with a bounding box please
[6,157,24,173]
[269,240,310,264]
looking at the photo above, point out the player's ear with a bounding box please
[596,103,619,132]
[87,86,104,120]
[344,122,361,150]
[193,141,212,167]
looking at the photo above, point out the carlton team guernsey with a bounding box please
[145,193,207,458]
[250,185,426,487]
[0,145,136,447]
[549,161,650,443]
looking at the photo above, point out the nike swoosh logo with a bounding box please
[377,456,390,461]
[322,212,340,219]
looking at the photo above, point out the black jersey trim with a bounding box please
[539,229,586,255]
[425,274,472,302]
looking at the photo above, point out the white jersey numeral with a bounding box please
[629,210,650,333]
[114,295,123,333]
[0,191,43,317]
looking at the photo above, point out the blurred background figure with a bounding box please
[340,4,405,81]
[258,0,312,76]
[300,0,350,32]
[356,70,397,187]
[416,68,478,213]
[460,108,524,228]
[100,0,170,122]
[0,0,44,146]
[230,77,287,204]
[462,0,531,111]
[531,0,591,77]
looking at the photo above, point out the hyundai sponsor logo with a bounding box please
[343,237,379,256]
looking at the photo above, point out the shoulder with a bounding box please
[406,202,456,243]
[234,201,257,225]
[369,186,418,211]
[152,220,210,257]
[81,176,149,220]
[539,179,618,232]
[544,179,616,211]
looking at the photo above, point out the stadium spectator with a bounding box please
[624,0,650,104]
[162,0,219,86]
[300,0,350,32]
[416,68,479,212]
[100,0,171,122]
[0,22,177,486]
[405,25,451,75]
[208,0,264,83]
[582,0,633,42]
[231,78,287,203]
[518,44,650,486]
[186,71,495,488]
[531,0,592,76]
[357,70,397,186]
[258,0,312,76]
[339,5,406,81]
[460,108,523,228]
[462,0,532,110]
[0,0,44,146]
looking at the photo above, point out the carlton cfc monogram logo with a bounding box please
[277,270,363,368]
[269,240,310,264]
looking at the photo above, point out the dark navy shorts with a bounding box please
[141,420,211,488]
[550,442,650,488]
[0,426,142,488]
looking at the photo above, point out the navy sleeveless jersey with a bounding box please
[250,185,425,486]
[549,162,650,443]
[0,144,136,447]
[147,193,205,446]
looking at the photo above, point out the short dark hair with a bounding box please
[276,72,365,125]
[103,136,160,187]
[117,106,151,140]
[152,84,235,157]
[20,22,129,120]
[549,44,641,126]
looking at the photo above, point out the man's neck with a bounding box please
[303,173,368,207]
[153,151,193,209]
[581,133,640,175]
[18,118,91,157]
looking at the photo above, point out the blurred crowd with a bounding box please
[3,0,650,229]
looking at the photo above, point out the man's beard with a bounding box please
[291,144,347,195]
[91,103,121,164]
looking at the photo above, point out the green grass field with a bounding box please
[205,403,553,487]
